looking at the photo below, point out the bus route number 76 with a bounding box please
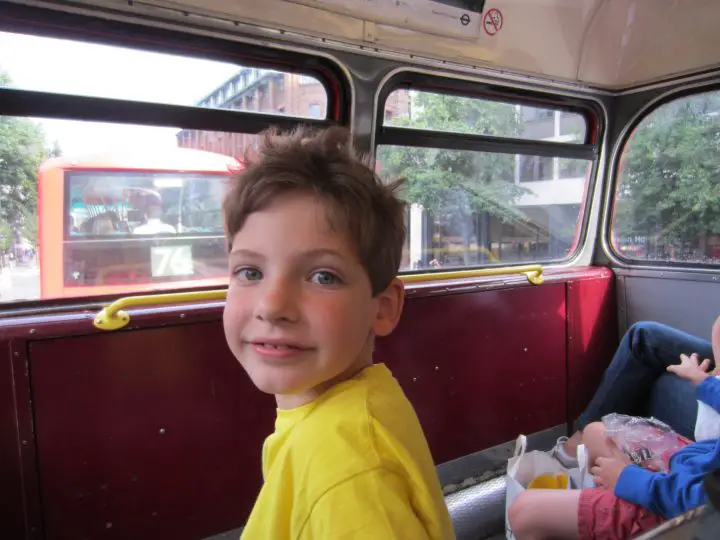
[151,245,194,278]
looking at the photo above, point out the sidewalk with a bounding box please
[0,266,12,296]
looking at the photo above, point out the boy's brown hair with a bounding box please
[223,126,405,296]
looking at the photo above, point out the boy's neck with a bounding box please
[275,356,373,410]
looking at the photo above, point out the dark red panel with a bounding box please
[0,342,25,540]
[376,283,568,464]
[566,268,618,424]
[29,324,275,540]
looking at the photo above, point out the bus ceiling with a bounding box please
[15,0,720,90]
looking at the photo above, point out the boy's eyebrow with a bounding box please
[299,248,346,261]
[228,248,346,260]
[229,248,264,258]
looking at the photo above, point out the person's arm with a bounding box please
[697,377,720,414]
[615,465,708,518]
[297,468,434,540]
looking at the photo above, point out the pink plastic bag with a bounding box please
[601,413,692,472]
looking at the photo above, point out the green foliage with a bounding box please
[21,209,38,246]
[379,92,528,223]
[616,92,720,255]
[0,221,11,252]
[0,70,48,245]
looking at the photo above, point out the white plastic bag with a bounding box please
[505,435,569,540]
[568,444,595,489]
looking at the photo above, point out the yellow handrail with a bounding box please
[94,290,227,331]
[401,264,543,285]
[93,264,543,331]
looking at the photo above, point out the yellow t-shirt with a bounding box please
[240,363,455,540]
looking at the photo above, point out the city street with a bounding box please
[0,263,41,302]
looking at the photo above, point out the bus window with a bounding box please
[377,88,594,271]
[611,90,720,265]
[0,29,334,303]
[0,31,328,118]
[66,170,227,237]
[59,162,234,293]
[30,125,250,300]
[384,89,588,143]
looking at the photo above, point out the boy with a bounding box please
[508,315,720,539]
[222,126,455,539]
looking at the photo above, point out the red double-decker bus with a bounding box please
[38,147,241,299]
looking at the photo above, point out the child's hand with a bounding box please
[590,455,631,490]
[667,353,715,385]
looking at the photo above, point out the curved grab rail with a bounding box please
[94,290,227,331]
[401,264,543,285]
[93,264,543,331]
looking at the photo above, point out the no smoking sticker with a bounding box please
[483,8,503,36]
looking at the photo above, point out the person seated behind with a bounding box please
[132,202,176,235]
[223,126,455,540]
[80,211,120,236]
[508,316,720,540]
[554,318,717,468]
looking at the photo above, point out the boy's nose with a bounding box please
[254,280,300,323]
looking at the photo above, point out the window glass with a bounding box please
[383,89,587,143]
[0,30,331,303]
[0,31,327,118]
[611,91,720,264]
[66,171,228,237]
[0,117,253,303]
[378,88,592,270]
[377,146,591,270]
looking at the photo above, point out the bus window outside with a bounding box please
[0,29,329,303]
[611,90,720,265]
[59,155,238,294]
[378,89,592,271]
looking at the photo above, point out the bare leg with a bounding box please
[508,489,581,540]
[582,421,627,465]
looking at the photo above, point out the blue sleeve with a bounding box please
[697,377,720,413]
[615,465,707,519]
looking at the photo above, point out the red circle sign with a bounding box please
[483,8,503,36]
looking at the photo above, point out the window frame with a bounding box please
[375,70,603,273]
[0,3,351,310]
[0,3,350,127]
[602,84,720,271]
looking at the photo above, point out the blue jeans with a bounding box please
[575,322,715,440]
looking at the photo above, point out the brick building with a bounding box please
[177,68,409,157]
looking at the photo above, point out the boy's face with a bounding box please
[223,192,403,408]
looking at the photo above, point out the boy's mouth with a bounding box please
[246,339,314,351]
[255,343,299,350]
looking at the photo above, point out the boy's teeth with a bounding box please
[264,343,291,349]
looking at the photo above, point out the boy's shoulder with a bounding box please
[290,363,420,464]
[301,364,406,434]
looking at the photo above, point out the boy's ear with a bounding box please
[372,278,405,337]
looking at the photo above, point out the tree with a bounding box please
[21,208,38,247]
[0,221,11,252]
[378,91,529,265]
[615,92,720,261]
[0,70,48,247]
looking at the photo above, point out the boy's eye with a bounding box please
[236,268,263,281]
[310,271,341,286]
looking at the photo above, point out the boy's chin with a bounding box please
[248,371,314,399]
